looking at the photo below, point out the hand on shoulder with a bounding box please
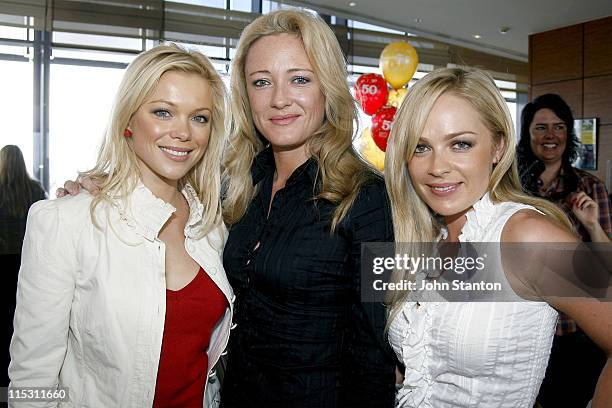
[55,175,103,198]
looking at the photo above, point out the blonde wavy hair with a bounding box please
[384,67,573,320]
[82,43,227,236]
[222,9,375,230]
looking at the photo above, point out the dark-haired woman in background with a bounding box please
[0,145,46,387]
[516,93,611,407]
[517,93,611,243]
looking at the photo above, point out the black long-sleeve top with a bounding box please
[0,181,46,254]
[221,147,396,408]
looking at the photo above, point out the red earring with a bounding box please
[123,129,133,138]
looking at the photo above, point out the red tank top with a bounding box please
[153,267,227,407]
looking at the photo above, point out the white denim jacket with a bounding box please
[9,183,234,408]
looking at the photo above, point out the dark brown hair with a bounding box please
[0,145,45,217]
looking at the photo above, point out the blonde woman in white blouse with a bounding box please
[384,67,611,408]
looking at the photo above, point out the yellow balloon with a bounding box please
[355,127,385,171]
[388,87,408,108]
[380,42,419,90]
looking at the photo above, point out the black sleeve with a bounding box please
[30,180,47,202]
[341,177,397,407]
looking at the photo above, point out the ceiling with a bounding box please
[286,0,612,61]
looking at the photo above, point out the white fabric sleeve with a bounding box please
[9,199,79,407]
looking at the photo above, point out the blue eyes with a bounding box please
[252,76,311,88]
[192,115,209,124]
[152,109,209,124]
[413,140,472,154]
[453,141,472,150]
[153,109,171,118]
[253,79,270,88]
[414,144,429,154]
[293,76,310,85]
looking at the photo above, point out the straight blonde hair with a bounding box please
[384,67,573,322]
[222,9,376,230]
[82,43,227,236]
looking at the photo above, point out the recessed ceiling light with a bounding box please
[499,26,510,34]
[414,18,422,24]
[473,34,482,39]
[348,1,357,6]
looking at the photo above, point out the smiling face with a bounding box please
[408,93,503,224]
[128,70,212,189]
[529,108,567,166]
[244,33,325,155]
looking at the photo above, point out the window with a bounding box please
[53,32,143,52]
[495,79,518,134]
[229,0,252,12]
[166,0,226,8]
[348,20,404,35]
[175,43,227,59]
[263,1,293,13]
[0,24,30,41]
[0,56,34,176]
[48,63,127,193]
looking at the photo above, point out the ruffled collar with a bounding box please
[115,182,205,242]
[438,193,496,243]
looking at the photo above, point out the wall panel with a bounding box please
[584,16,612,77]
[530,25,583,84]
[530,16,612,180]
[530,80,583,118]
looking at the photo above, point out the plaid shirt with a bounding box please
[537,167,612,335]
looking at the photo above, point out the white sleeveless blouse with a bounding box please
[388,194,558,407]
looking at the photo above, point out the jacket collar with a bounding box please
[116,182,205,242]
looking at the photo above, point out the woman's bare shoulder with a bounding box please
[502,208,577,243]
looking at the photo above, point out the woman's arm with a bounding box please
[503,212,612,407]
[552,300,612,408]
[571,191,611,242]
[9,200,78,399]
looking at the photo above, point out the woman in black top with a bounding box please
[221,9,396,408]
[0,145,46,255]
[0,144,46,387]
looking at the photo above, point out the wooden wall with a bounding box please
[529,16,612,184]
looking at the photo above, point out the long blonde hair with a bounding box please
[82,43,227,236]
[222,9,375,230]
[384,67,573,319]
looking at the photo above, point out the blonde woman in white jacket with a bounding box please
[9,44,234,407]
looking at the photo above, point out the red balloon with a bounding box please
[355,73,389,116]
[371,106,397,152]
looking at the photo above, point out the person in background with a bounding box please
[517,93,611,243]
[0,145,46,388]
[9,44,233,407]
[517,93,611,407]
[384,67,611,408]
[220,9,397,407]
